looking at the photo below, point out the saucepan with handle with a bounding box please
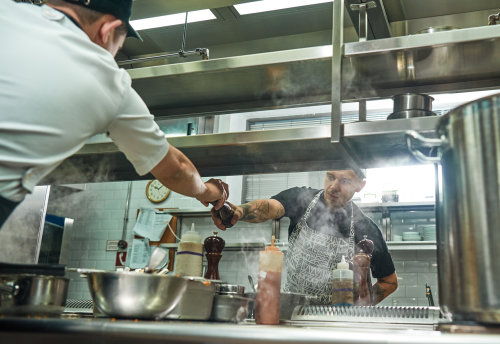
[0,262,71,316]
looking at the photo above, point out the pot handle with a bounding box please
[0,262,66,276]
[405,130,442,164]
[0,282,19,296]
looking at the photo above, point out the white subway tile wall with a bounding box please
[376,250,439,307]
[48,178,225,300]
[48,181,439,306]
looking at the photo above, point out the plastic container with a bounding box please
[331,256,354,306]
[174,224,203,277]
[255,236,283,325]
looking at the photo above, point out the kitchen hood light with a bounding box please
[234,0,333,15]
[130,10,216,31]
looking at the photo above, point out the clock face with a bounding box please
[146,180,170,203]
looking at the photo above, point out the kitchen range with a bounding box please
[2,0,500,343]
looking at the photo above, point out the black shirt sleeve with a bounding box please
[271,187,317,218]
[270,187,319,236]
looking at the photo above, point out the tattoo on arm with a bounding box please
[372,283,388,306]
[240,200,270,223]
[372,278,397,305]
[275,204,285,219]
[378,278,397,286]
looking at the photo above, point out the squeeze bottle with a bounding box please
[331,255,354,306]
[174,224,203,276]
[255,236,283,325]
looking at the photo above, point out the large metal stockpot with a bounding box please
[406,93,500,324]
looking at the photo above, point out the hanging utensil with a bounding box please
[248,275,257,292]
[144,247,168,274]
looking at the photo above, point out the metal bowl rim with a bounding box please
[214,294,254,301]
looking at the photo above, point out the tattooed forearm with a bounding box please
[240,200,271,223]
[372,276,398,305]
[372,283,388,306]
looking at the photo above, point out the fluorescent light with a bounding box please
[234,0,333,15]
[130,9,216,31]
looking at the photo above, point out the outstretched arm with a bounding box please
[151,145,228,209]
[211,199,285,230]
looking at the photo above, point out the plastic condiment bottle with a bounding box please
[331,255,354,306]
[174,224,203,277]
[255,236,283,325]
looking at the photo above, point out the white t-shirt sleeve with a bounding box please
[106,82,169,176]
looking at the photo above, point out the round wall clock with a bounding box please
[146,180,170,203]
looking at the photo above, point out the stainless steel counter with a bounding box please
[1,316,499,344]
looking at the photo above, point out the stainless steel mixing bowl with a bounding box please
[86,272,190,320]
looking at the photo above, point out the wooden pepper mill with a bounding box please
[204,231,225,280]
[353,235,374,306]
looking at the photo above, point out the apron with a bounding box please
[283,190,355,305]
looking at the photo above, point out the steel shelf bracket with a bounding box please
[350,1,377,42]
[331,0,366,179]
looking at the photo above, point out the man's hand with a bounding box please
[196,178,229,210]
[210,202,242,231]
[210,199,285,230]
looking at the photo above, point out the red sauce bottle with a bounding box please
[255,236,283,325]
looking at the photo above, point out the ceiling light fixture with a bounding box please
[234,0,333,15]
[130,9,216,31]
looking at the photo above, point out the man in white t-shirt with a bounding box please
[0,0,228,228]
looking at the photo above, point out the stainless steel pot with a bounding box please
[209,294,253,322]
[85,272,190,320]
[216,284,245,296]
[165,279,216,320]
[406,92,500,324]
[0,275,69,316]
[388,94,436,120]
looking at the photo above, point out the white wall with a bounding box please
[47,178,224,300]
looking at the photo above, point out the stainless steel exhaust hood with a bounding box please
[130,25,500,119]
[41,117,439,184]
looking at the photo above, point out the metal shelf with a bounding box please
[160,241,266,251]
[154,202,435,216]
[387,241,436,251]
[42,117,439,184]
[124,25,500,118]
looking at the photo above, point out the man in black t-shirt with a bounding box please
[211,169,398,305]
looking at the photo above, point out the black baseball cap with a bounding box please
[64,0,142,41]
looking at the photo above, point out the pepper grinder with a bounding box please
[204,231,225,280]
[353,235,374,306]
[210,202,235,228]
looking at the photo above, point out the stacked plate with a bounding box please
[392,235,403,242]
[402,232,422,241]
[422,225,436,241]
